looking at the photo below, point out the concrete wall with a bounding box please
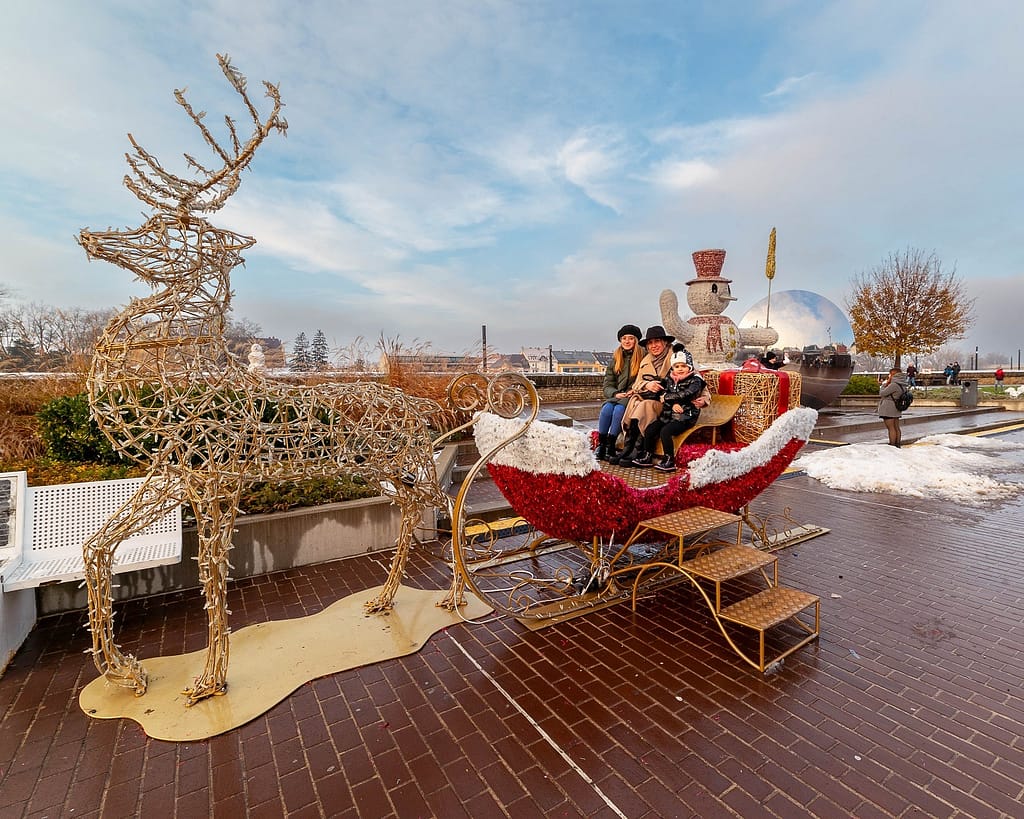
[1,588,35,673]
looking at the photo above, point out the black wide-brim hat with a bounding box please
[639,325,675,347]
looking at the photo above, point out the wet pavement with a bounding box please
[2,410,1024,817]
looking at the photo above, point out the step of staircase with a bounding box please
[718,585,819,631]
[682,545,777,583]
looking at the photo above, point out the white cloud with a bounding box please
[221,189,407,277]
[3,0,1024,355]
[647,159,718,190]
[557,129,628,212]
[763,73,819,99]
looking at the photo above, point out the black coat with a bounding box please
[656,372,708,423]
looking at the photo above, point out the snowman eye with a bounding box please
[711,283,718,293]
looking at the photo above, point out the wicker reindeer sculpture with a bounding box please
[78,55,456,705]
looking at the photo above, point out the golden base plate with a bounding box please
[79,585,491,741]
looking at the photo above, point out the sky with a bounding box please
[2,0,1023,361]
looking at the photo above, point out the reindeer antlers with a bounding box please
[123,54,288,215]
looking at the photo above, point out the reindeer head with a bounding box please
[79,213,258,286]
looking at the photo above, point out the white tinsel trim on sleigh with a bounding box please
[474,406,817,481]
[688,407,817,488]
[473,412,596,476]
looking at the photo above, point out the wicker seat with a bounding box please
[654,393,745,454]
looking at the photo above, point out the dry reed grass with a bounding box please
[0,374,84,464]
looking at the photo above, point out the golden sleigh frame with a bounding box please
[443,372,826,673]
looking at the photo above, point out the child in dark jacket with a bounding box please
[630,345,711,471]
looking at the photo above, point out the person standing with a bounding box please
[608,325,675,465]
[906,362,917,387]
[995,366,1005,392]
[595,324,642,460]
[952,361,961,385]
[878,367,909,447]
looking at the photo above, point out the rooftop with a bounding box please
[2,414,1023,817]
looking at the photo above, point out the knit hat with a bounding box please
[617,324,642,341]
[670,344,694,369]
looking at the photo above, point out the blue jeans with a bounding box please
[598,401,626,436]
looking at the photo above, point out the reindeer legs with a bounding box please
[83,476,182,695]
[182,486,240,705]
[364,496,420,613]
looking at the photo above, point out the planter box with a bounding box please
[36,494,415,615]
[35,444,459,615]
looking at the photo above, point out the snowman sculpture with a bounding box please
[660,248,778,367]
[247,342,266,374]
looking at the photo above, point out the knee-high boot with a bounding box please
[608,421,640,465]
[595,434,611,461]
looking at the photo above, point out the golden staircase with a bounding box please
[616,508,820,673]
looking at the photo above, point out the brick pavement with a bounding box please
[2,432,1024,817]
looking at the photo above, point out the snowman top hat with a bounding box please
[686,248,732,285]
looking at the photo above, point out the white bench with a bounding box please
[1,472,28,567]
[0,473,182,592]
[2,471,35,671]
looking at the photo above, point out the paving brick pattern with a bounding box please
[3,442,1024,817]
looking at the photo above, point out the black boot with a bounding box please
[607,423,638,464]
[595,434,610,461]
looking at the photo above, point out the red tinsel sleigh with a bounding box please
[473,407,817,543]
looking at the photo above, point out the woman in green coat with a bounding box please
[595,324,642,460]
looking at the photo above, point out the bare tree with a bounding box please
[918,344,967,373]
[850,350,891,373]
[0,305,15,358]
[223,314,263,359]
[0,301,114,370]
[52,307,116,369]
[18,301,58,362]
[846,248,974,369]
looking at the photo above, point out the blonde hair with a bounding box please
[613,344,641,378]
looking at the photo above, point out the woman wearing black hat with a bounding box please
[595,324,642,461]
[607,325,675,465]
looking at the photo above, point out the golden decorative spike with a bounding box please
[765,227,776,329]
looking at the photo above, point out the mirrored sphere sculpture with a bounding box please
[739,290,855,410]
